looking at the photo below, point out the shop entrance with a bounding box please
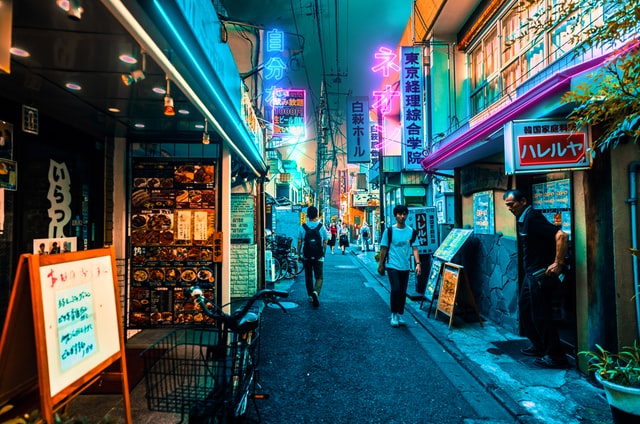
[521,174,577,354]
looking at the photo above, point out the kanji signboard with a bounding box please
[504,119,591,174]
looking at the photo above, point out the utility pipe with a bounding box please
[628,162,640,341]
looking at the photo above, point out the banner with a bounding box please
[346,97,371,163]
[400,46,425,170]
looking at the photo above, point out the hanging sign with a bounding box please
[400,46,425,170]
[504,119,591,174]
[272,88,306,139]
[346,97,371,163]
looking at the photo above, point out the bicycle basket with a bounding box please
[141,327,231,417]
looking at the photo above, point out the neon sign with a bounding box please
[371,47,400,115]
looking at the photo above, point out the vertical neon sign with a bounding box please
[400,46,425,170]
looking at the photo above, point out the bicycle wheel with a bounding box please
[266,255,282,283]
[273,255,288,281]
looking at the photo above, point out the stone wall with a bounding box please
[462,234,520,334]
[230,243,257,297]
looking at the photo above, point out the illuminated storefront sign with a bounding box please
[400,46,424,171]
[272,88,305,139]
[371,47,400,115]
[346,97,371,163]
[504,119,591,174]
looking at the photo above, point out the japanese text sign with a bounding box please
[346,97,371,163]
[504,119,591,174]
[400,46,425,170]
[272,89,306,139]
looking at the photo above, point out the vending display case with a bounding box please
[128,160,219,328]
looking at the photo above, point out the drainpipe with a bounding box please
[628,162,640,341]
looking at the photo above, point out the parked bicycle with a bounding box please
[141,286,289,423]
[266,233,303,282]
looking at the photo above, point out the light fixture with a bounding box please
[121,51,146,86]
[202,118,210,144]
[67,0,84,21]
[163,76,175,116]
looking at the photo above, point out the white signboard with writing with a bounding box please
[38,253,120,397]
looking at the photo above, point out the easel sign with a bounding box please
[435,262,483,329]
[0,247,132,423]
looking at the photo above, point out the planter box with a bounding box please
[596,373,640,423]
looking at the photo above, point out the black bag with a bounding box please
[302,223,324,259]
[361,227,369,238]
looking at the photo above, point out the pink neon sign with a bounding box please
[371,47,400,115]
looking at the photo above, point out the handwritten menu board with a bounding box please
[433,228,474,262]
[129,160,218,328]
[0,248,131,424]
[38,253,120,397]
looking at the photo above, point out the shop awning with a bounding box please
[420,54,610,172]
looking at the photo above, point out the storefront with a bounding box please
[0,1,268,330]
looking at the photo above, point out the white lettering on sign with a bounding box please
[47,160,72,238]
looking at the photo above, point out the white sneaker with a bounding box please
[390,313,399,327]
[397,314,406,326]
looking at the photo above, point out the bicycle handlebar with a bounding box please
[185,286,288,331]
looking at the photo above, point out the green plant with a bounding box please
[580,341,640,388]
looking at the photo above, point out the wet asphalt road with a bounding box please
[245,249,515,424]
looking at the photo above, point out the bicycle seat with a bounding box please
[235,311,260,332]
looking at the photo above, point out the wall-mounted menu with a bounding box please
[128,160,218,329]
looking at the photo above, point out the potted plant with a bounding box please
[580,341,640,423]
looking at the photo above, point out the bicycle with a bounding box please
[265,234,303,282]
[141,287,289,423]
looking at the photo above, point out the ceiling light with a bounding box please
[152,87,166,94]
[107,107,121,113]
[202,118,210,144]
[134,123,145,128]
[118,54,137,64]
[9,47,30,58]
[178,109,190,115]
[121,51,146,86]
[67,0,83,21]
[65,83,82,91]
[163,76,175,116]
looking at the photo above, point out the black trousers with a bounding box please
[519,274,564,359]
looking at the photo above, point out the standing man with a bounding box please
[503,189,569,368]
[298,206,329,307]
[377,205,421,327]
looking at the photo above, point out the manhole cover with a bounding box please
[267,301,298,310]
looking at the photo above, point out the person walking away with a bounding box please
[377,205,421,327]
[339,224,350,255]
[503,189,569,368]
[298,206,329,307]
[360,222,370,251]
[327,221,338,254]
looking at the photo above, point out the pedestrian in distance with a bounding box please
[297,206,329,307]
[360,221,371,252]
[339,224,350,255]
[327,221,338,254]
[503,189,569,369]
[377,205,421,327]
